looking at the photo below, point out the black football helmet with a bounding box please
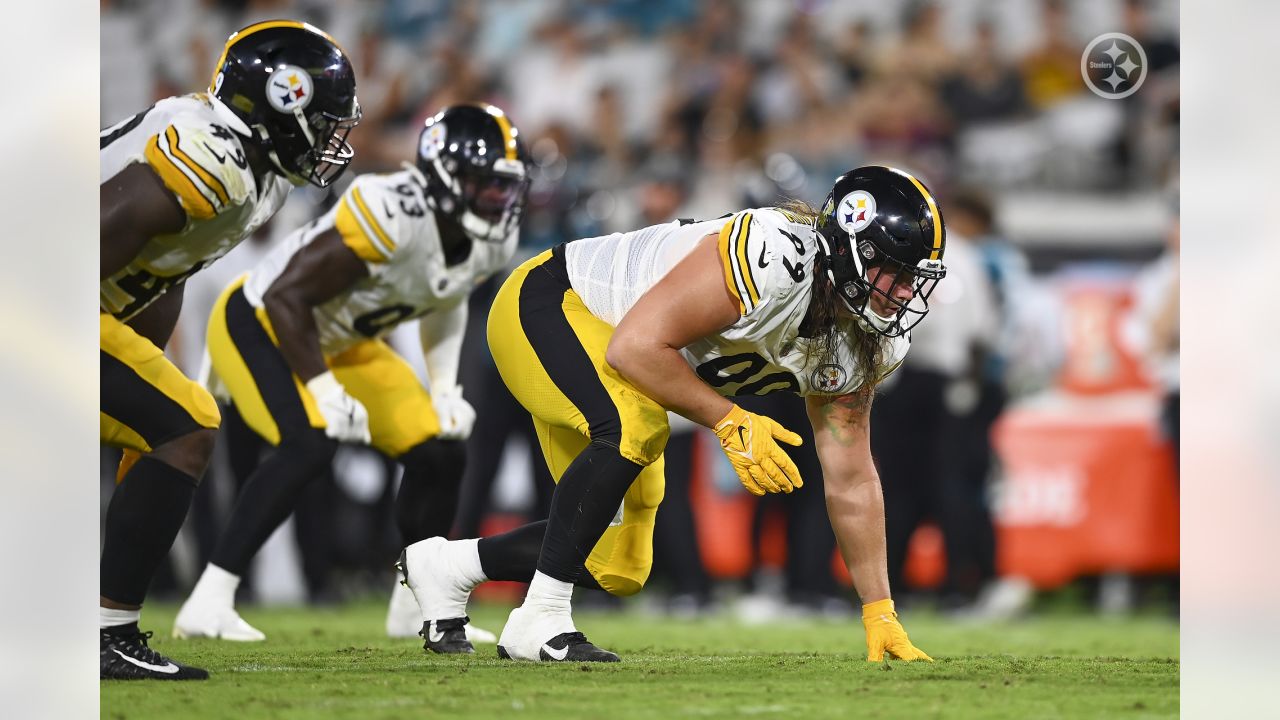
[415,104,530,243]
[208,20,360,187]
[815,166,947,337]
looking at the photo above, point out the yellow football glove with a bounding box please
[712,404,803,496]
[862,599,933,662]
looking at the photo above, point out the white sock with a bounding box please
[446,538,488,589]
[100,606,140,629]
[188,564,241,608]
[524,571,573,613]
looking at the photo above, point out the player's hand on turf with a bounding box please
[431,384,476,440]
[713,404,803,496]
[862,599,933,662]
[306,371,371,444]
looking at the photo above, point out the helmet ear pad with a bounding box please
[816,225,870,312]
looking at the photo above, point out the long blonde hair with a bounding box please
[776,199,888,387]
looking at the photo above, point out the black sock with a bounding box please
[101,457,198,606]
[395,439,466,544]
[210,431,336,575]
[477,520,602,590]
[536,441,643,584]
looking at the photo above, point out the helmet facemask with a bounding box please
[817,228,946,338]
[264,100,361,188]
[451,161,530,243]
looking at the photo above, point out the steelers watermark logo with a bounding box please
[812,364,848,393]
[836,191,877,235]
[419,122,448,160]
[1080,33,1147,100]
[266,65,313,113]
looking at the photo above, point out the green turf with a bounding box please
[101,601,1178,719]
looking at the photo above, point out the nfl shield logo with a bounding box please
[812,364,847,393]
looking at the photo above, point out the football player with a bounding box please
[399,166,941,661]
[99,20,359,680]
[172,105,529,650]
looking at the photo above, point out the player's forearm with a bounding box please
[263,289,329,382]
[125,284,184,348]
[606,339,731,428]
[419,302,466,389]
[825,469,892,604]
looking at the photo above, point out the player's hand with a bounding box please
[862,599,933,662]
[431,384,476,440]
[306,371,371,444]
[712,404,803,496]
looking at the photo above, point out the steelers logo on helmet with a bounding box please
[836,190,877,235]
[812,364,848,393]
[266,65,314,113]
[420,122,448,161]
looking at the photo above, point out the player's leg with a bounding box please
[493,248,669,662]
[175,279,336,640]
[325,339,493,647]
[100,314,218,680]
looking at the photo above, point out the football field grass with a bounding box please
[102,600,1178,719]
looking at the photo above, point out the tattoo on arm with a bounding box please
[819,387,873,447]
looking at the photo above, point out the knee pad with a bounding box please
[584,458,665,597]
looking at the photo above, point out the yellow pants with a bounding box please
[100,312,220,453]
[487,247,668,596]
[207,277,440,458]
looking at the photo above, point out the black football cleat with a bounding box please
[101,629,209,680]
[498,631,620,663]
[421,617,475,654]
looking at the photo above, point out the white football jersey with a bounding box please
[100,93,292,320]
[243,168,517,355]
[564,208,910,397]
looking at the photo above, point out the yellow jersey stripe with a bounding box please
[350,187,397,253]
[164,127,229,207]
[209,20,340,90]
[896,169,943,261]
[734,212,761,309]
[143,135,216,220]
[488,107,518,160]
[334,196,391,263]
[717,216,747,315]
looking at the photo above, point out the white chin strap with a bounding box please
[461,210,501,242]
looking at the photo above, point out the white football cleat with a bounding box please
[496,604,618,662]
[172,600,265,642]
[385,580,497,643]
[395,537,498,652]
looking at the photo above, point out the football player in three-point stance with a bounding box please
[173,105,529,650]
[99,20,359,680]
[400,166,941,662]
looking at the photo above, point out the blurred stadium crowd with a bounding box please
[101,0,1179,619]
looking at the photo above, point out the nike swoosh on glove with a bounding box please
[712,404,803,496]
[305,371,371,444]
[431,384,476,441]
[862,598,933,662]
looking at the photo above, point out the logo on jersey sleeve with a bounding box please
[812,363,848,393]
[267,65,313,113]
[836,191,877,235]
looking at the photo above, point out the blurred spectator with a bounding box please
[737,394,844,614]
[1020,0,1085,109]
[879,1,956,85]
[940,19,1030,128]
[1122,0,1179,74]
[873,200,998,603]
[1128,210,1179,461]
